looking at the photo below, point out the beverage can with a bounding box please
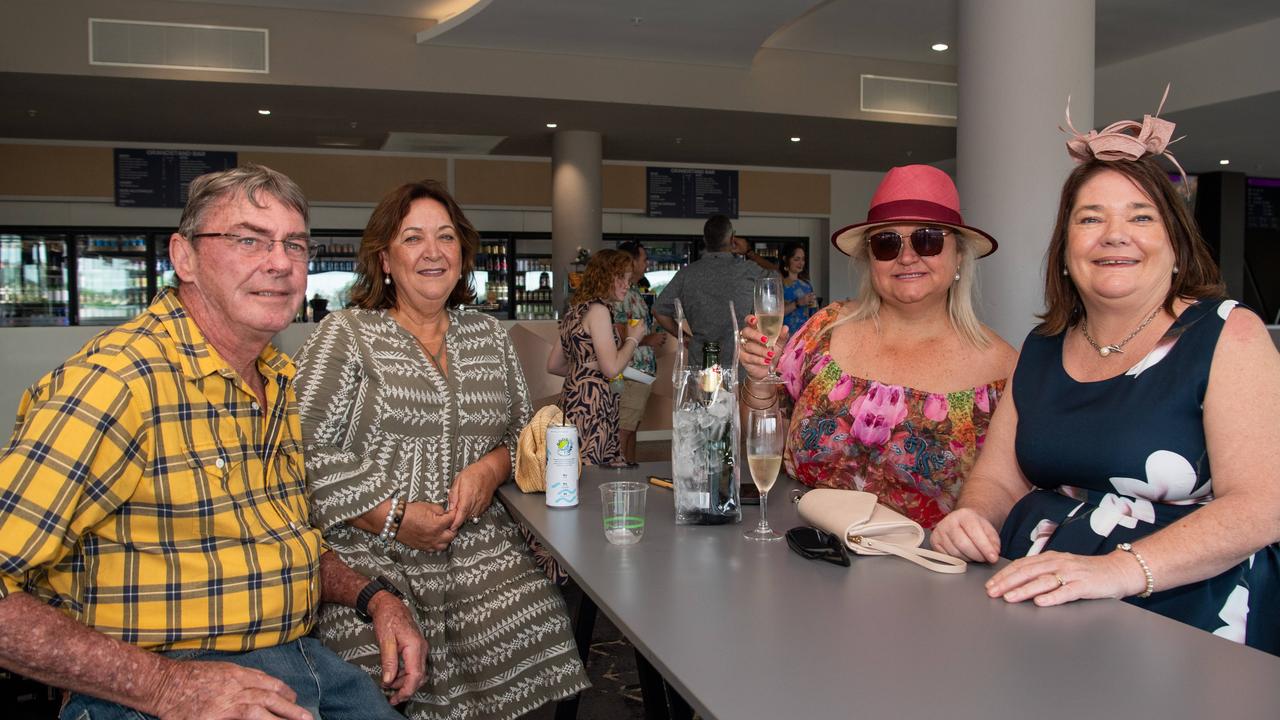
[545,424,580,508]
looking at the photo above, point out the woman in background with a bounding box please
[781,244,817,334]
[549,248,645,466]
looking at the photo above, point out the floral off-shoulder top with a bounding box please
[777,303,1006,529]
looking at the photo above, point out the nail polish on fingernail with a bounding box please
[766,351,774,359]
[760,335,768,343]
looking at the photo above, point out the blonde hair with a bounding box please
[834,230,991,349]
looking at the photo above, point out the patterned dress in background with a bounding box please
[559,300,624,465]
[777,303,1005,529]
[1003,299,1279,655]
[294,309,589,720]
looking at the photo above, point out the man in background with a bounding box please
[653,214,770,360]
[613,241,665,465]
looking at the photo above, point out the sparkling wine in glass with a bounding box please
[754,275,785,385]
[744,406,784,541]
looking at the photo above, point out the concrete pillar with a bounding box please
[551,130,603,311]
[957,0,1094,347]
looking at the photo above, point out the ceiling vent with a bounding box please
[381,132,506,155]
[89,18,268,73]
[860,75,956,119]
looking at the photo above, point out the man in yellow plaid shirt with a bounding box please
[0,166,425,719]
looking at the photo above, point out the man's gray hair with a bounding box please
[176,164,309,240]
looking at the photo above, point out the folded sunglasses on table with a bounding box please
[785,526,851,567]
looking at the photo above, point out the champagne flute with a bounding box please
[754,275,785,385]
[744,406,784,541]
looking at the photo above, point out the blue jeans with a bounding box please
[61,637,406,720]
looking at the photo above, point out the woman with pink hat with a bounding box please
[738,164,1016,528]
[931,91,1280,654]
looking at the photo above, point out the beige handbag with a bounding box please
[797,489,967,574]
[514,405,583,493]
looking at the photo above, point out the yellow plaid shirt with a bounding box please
[0,288,322,651]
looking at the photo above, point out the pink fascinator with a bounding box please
[1061,84,1188,188]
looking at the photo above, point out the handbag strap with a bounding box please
[850,536,968,574]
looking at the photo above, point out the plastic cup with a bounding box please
[600,481,648,545]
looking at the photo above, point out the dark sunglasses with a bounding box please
[785,526,851,567]
[868,227,949,262]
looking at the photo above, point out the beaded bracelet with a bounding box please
[377,496,401,545]
[1118,542,1154,598]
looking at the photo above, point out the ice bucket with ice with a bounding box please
[670,301,742,525]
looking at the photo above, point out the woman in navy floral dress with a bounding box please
[932,110,1280,654]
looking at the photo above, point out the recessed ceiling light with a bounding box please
[258,109,271,116]
[1219,159,1230,165]
[546,122,558,129]
[790,137,801,143]
[931,43,949,52]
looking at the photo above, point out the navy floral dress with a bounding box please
[1003,299,1279,655]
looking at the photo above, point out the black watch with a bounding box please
[354,576,404,622]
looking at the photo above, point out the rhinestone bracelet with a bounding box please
[1118,542,1154,598]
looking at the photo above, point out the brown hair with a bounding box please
[1038,157,1226,335]
[571,249,632,306]
[349,179,478,310]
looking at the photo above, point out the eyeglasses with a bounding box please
[190,232,318,262]
[867,227,949,262]
[785,526,851,567]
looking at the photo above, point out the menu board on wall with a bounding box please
[646,167,738,218]
[114,149,238,208]
[1246,177,1280,232]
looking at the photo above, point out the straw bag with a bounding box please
[796,489,966,574]
[514,405,581,493]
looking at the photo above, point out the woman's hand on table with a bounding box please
[985,550,1145,606]
[446,463,498,531]
[397,501,458,552]
[738,314,790,383]
[930,508,1001,564]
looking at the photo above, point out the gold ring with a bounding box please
[1055,573,1066,588]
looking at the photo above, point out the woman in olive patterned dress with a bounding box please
[296,180,588,720]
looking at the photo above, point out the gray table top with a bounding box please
[500,463,1280,720]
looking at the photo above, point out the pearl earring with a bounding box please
[954,271,960,282]
[384,276,391,285]
[1062,267,1069,277]
[1173,265,1179,275]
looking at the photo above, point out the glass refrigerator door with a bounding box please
[0,233,70,326]
[304,236,359,323]
[470,239,511,317]
[76,235,150,325]
[638,239,693,296]
[513,236,554,319]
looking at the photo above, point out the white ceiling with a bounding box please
[4,0,1280,174]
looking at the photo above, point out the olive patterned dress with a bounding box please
[558,301,624,465]
[295,309,589,720]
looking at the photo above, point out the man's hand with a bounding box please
[150,659,312,720]
[367,591,428,705]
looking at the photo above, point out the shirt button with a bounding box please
[215,458,225,469]
[251,401,260,411]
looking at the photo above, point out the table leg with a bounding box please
[635,650,692,720]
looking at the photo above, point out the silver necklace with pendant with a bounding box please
[1080,305,1163,357]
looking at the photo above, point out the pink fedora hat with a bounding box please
[831,165,997,258]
